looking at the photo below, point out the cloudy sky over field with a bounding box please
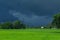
[0,0,60,26]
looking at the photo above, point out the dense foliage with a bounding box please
[52,13,60,28]
[0,20,26,29]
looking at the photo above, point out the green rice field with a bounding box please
[0,29,60,40]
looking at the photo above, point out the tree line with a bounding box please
[0,20,26,29]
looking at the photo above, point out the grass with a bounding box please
[0,29,60,40]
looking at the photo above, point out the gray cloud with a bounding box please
[9,10,52,26]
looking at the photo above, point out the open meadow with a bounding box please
[0,29,60,40]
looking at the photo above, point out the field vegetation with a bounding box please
[0,29,60,40]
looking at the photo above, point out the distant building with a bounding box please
[41,26,44,29]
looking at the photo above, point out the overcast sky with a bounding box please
[0,0,59,26]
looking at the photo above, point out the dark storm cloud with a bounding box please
[0,0,60,25]
[9,10,52,26]
[0,0,60,16]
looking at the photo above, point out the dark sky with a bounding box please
[0,0,60,26]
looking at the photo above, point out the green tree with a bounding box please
[20,23,26,29]
[13,20,21,29]
[1,22,13,29]
[52,13,60,28]
[13,20,26,29]
[0,23,3,29]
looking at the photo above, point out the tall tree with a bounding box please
[52,13,60,28]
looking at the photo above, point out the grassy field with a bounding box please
[0,29,60,40]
